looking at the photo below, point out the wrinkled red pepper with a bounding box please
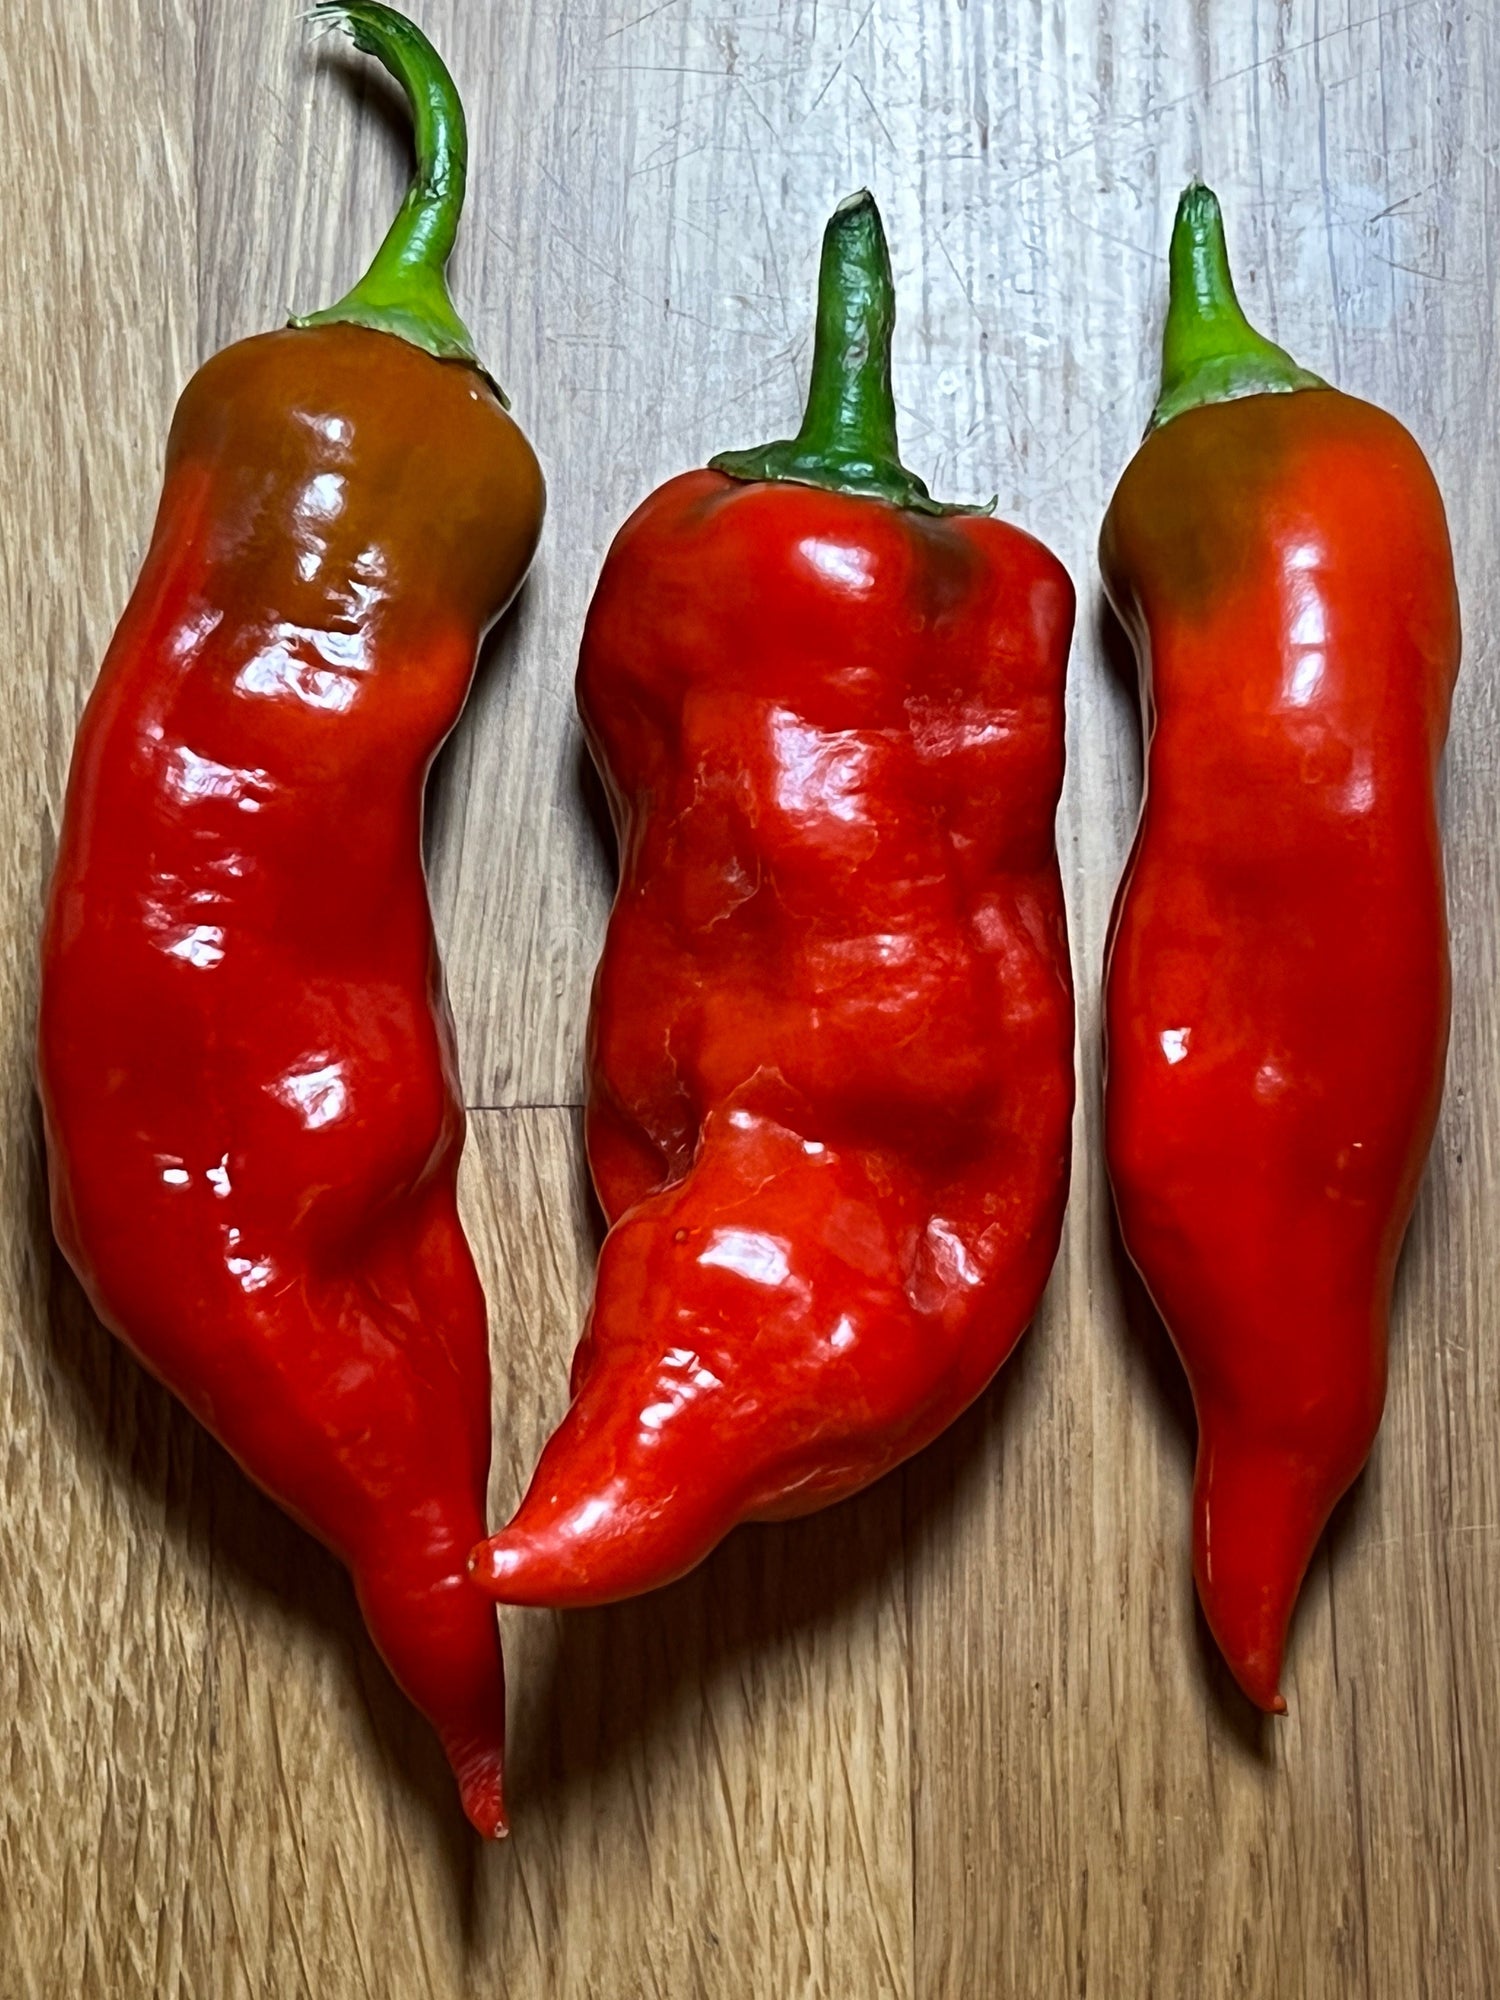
[37,4,544,1833]
[1101,185,1460,1710]
[470,193,1074,1608]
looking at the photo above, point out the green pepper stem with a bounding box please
[710,191,984,516]
[292,2,489,379]
[1150,182,1326,431]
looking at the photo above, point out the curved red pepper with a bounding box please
[1101,186,1460,1710]
[37,5,544,1833]
[471,194,1073,1608]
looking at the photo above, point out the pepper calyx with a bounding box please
[1149,181,1327,433]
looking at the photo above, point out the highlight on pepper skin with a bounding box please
[1100,182,1460,1713]
[470,191,1076,1611]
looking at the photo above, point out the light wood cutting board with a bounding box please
[0,2,1495,1994]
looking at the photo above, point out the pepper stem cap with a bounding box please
[1151,182,1326,432]
[292,3,495,387]
[710,191,987,516]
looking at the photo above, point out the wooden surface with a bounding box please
[1,0,1497,1993]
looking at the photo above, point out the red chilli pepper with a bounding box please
[37,5,544,1833]
[1100,186,1460,1710]
[471,193,1074,1608]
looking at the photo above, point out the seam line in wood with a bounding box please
[465,1102,584,1113]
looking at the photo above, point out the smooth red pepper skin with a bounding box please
[1101,389,1459,1709]
[38,324,543,1831]
[471,468,1074,1607]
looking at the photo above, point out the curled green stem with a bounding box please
[292,2,491,383]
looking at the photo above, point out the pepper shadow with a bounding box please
[423,580,538,883]
[573,732,615,1254]
[500,1320,1045,1822]
[318,46,410,177]
[1092,591,1374,1750]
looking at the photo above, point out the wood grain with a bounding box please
[2,0,1497,1994]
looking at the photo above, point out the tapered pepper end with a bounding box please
[468,1460,726,1611]
[1188,1426,1341,1716]
[467,1507,687,1612]
[1204,1591,1292,1718]
[354,1543,510,1836]
[467,1502,646,1612]
[1150,181,1327,433]
[444,1735,509,1841]
[468,1355,744,1609]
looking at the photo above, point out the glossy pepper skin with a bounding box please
[1101,186,1459,1711]
[37,5,543,1834]
[472,194,1074,1608]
